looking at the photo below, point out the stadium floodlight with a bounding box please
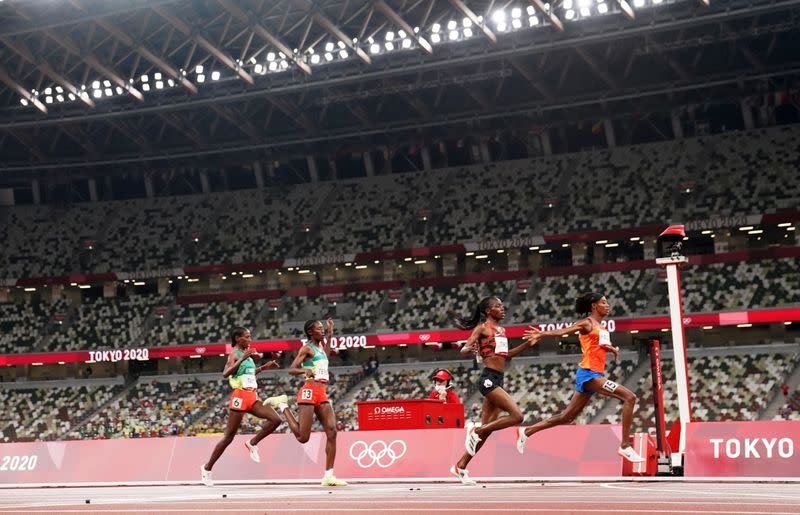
[431,33,441,43]
[512,18,522,28]
[92,80,101,89]
[115,86,123,94]
[497,21,508,31]
[402,38,412,48]
[598,2,609,14]
[45,87,52,94]
[527,5,536,14]
[195,65,203,74]
[55,86,63,93]
[386,31,395,41]
[324,52,334,61]
[325,42,335,52]
[385,41,395,51]
[311,54,321,64]
[337,41,346,49]
[103,80,111,87]
[196,74,205,83]
[633,0,644,6]
[254,63,264,74]
[565,9,575,19]
[463,17,473,27]
[280,60,289,69]
[339,49,348,59]
[142,83,150,91]
[45,96,53,103]
[211,71,221,80]
[529,15,539,25]
[68,93,75,100]
[154,72,162,80]
[398,30,406,38]
[155,81,163,89]
[105,87,113,96]
[141,74,149,82]
[492,10,506,23]
[511,7,522,18]
[580,7,591,16]
[93,89,102,98]
[447,20,457,30]
[449,30,459,40]
[431,23,441,33]
[464,27,474,37]
[564,0,573,8]
[268,62,278,71]
[267,52,276,61]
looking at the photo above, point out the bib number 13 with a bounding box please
[301,389,313,401]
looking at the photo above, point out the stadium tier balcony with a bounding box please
[512,270,650,323]
[151,299,265,346]
[775,390,800,421]
[47,294,166,352]
[384,281,515,331]
[680,258,800,313]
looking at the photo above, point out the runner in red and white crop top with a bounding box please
[449,296,539,485]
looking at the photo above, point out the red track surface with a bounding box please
[0,482,798,514]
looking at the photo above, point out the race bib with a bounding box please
[241,374,257,389]
[494,336,509,355]
[599,330,612,347]
[314,362,329,383]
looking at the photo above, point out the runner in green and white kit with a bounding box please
[281,318,347,487]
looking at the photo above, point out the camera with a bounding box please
[657,225,686,259]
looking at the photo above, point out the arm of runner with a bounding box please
[459,325,485,355]
[222,348,255,378]
[323,318,334,349]
[287,347,314,378]
[256,360,280,373]
[506,337,539,358]
[524,319,591,342]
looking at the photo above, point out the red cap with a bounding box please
[432,369,454,382]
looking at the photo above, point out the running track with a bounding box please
[0,482,798,514]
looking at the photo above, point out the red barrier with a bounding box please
[685,421,800,477]
[356,400,465,430]
[0,425,625,484]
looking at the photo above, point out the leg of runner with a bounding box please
[316,403,347,486]
[451,398,500,485]
[284,404,315,443]
[583,377,644,462]
[243,401,283,462]
[202,409,245,484]
[517,391,592,453]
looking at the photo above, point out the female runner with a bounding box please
[201,327,288,486]
[280,318,347,487]
[450,296,538,485]
[515,292,644,463]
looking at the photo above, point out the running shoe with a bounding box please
[515,426,528,455]
[244,440,260,463]
[449,464,477,486]
[321,476,348,487]
[465,425,482,456]
[200,464,213,487]
[618,445,646,463]
[265,394,288,409]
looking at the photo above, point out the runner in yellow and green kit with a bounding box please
[200,326,289,486]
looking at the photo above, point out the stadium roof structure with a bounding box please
[0,0,798,173]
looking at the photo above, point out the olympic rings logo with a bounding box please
[349,440,407,468]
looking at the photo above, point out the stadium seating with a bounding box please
[610,352,797,430]
[776,390,800,421]
[48,294,167,352]
[383,281,516,331]
[680,259,800,313]
[0,299,67,354]
[0,384,123,442]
